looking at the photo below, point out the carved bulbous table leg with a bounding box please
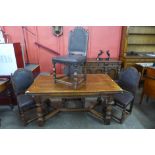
[102,96,114,125]
[35,96,44,126]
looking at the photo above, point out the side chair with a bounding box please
[112,67,141,123]
[11,68,38,125]
[52,27,89,89]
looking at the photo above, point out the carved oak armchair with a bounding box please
[52,27,89,89]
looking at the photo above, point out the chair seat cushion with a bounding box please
[114,90,134,107]
[17,94,36,111]
[52,55,86,64]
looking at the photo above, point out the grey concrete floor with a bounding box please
[0,88,155,129]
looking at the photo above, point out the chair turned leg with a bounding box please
[120,108,126,124]
[97,96,102,105]
[18,106,27,126]
[20,111,27,126]
[128,100,134,113]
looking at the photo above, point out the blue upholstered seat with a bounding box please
[114,90,134,107]
[52,55,86,64]
[17,94,35,111]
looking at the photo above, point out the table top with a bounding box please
[26,74,122,97]
[0,78,9,93]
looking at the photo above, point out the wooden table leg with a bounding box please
[103,96,114,125]
[35,96,44,126]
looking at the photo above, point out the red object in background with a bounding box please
[13,43,24,68]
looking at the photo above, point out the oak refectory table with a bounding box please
[26,74,122,126]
